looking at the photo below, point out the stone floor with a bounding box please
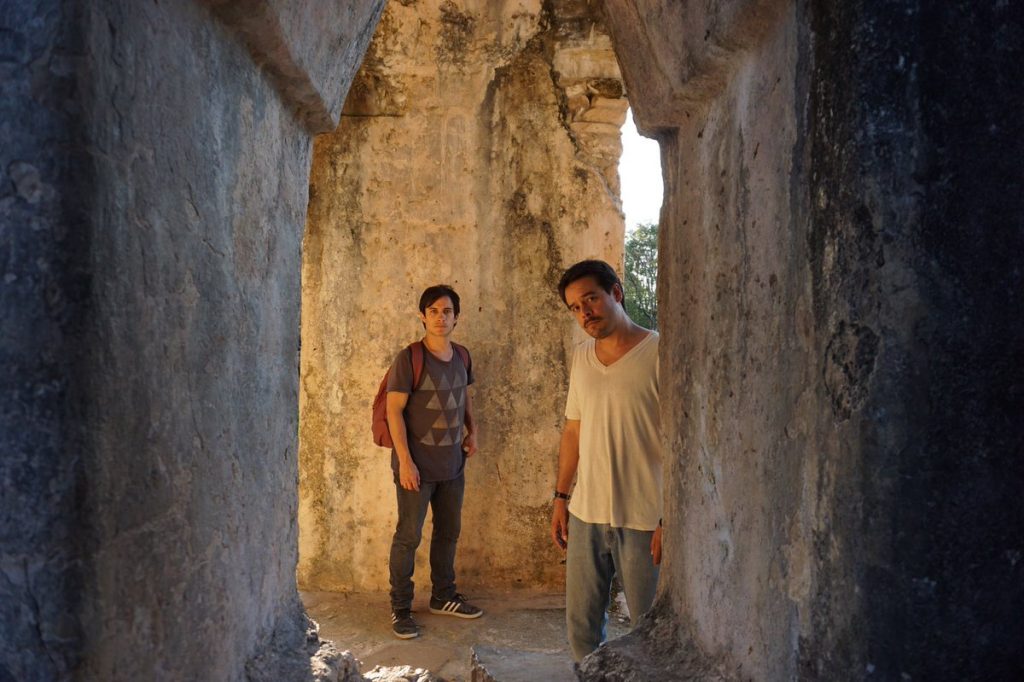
[301,590,630,681]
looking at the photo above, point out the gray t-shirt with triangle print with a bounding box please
[386,344,474,482]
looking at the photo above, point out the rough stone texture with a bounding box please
[0,2,90,678]
[470,645,576,682]
[577,600,732,681]
[593,0,1024,679]
[245,611,363,682]
[0,0,383,679]
[297,0,626,593]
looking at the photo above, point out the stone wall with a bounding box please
[0,1,383,679]
[297,0,627,592]
[1,3,91,677]
[584,1,1024,679]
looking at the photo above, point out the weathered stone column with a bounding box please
[298,0,627,592]
[1,1,383,679]
[589,0,1024,679]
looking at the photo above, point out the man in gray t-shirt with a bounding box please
[386,342,473,483]
[384,284,483,639]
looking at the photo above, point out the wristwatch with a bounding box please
[553,491,570,501]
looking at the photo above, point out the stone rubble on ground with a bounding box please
[363,664,441,682]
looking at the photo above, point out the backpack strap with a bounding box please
[409,341,426,390]
[452,342,471,376]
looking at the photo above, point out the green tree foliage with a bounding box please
[623,222,658,330]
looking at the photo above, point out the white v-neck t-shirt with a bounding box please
[565,331,663,531]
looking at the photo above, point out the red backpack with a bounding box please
[371,340,471,448]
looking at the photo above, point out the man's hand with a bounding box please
[650,524,663,565]
[462,431,478,458]
[551,499,569,550]
[399,459,420,492]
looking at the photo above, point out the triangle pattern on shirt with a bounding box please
[432,412,451,430]
[445,393,459,411]
[436,430,454,446]
[437,372,451,391]
[425,393,443,410]
[419,430,437,446]
[419,373,436,392]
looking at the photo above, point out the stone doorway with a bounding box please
[295,1,643,676]
[295,0,631,599]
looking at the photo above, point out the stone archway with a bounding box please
[297,0,629,596]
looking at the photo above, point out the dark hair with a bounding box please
[557,260,622,306]
[419,284,461,317]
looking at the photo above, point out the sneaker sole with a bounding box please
[429,607,483,619]
[392,629,419,639]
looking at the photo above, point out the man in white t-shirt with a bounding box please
[550,259,663,662]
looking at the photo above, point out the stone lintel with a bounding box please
[203,0,385,134]
[602,0,790,134]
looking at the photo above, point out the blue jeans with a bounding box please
[388,475,464,612]
[566,514,659,661]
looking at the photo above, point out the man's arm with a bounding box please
[386,391,419,491]
[550,419,581,550]
[462,390,478,457]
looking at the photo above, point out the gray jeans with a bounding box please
[566,514,659,661]
[388,475,464,612]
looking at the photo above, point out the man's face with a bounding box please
[419,295,457,337]
[563,276,622,339]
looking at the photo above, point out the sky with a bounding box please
[618,108,663,233]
